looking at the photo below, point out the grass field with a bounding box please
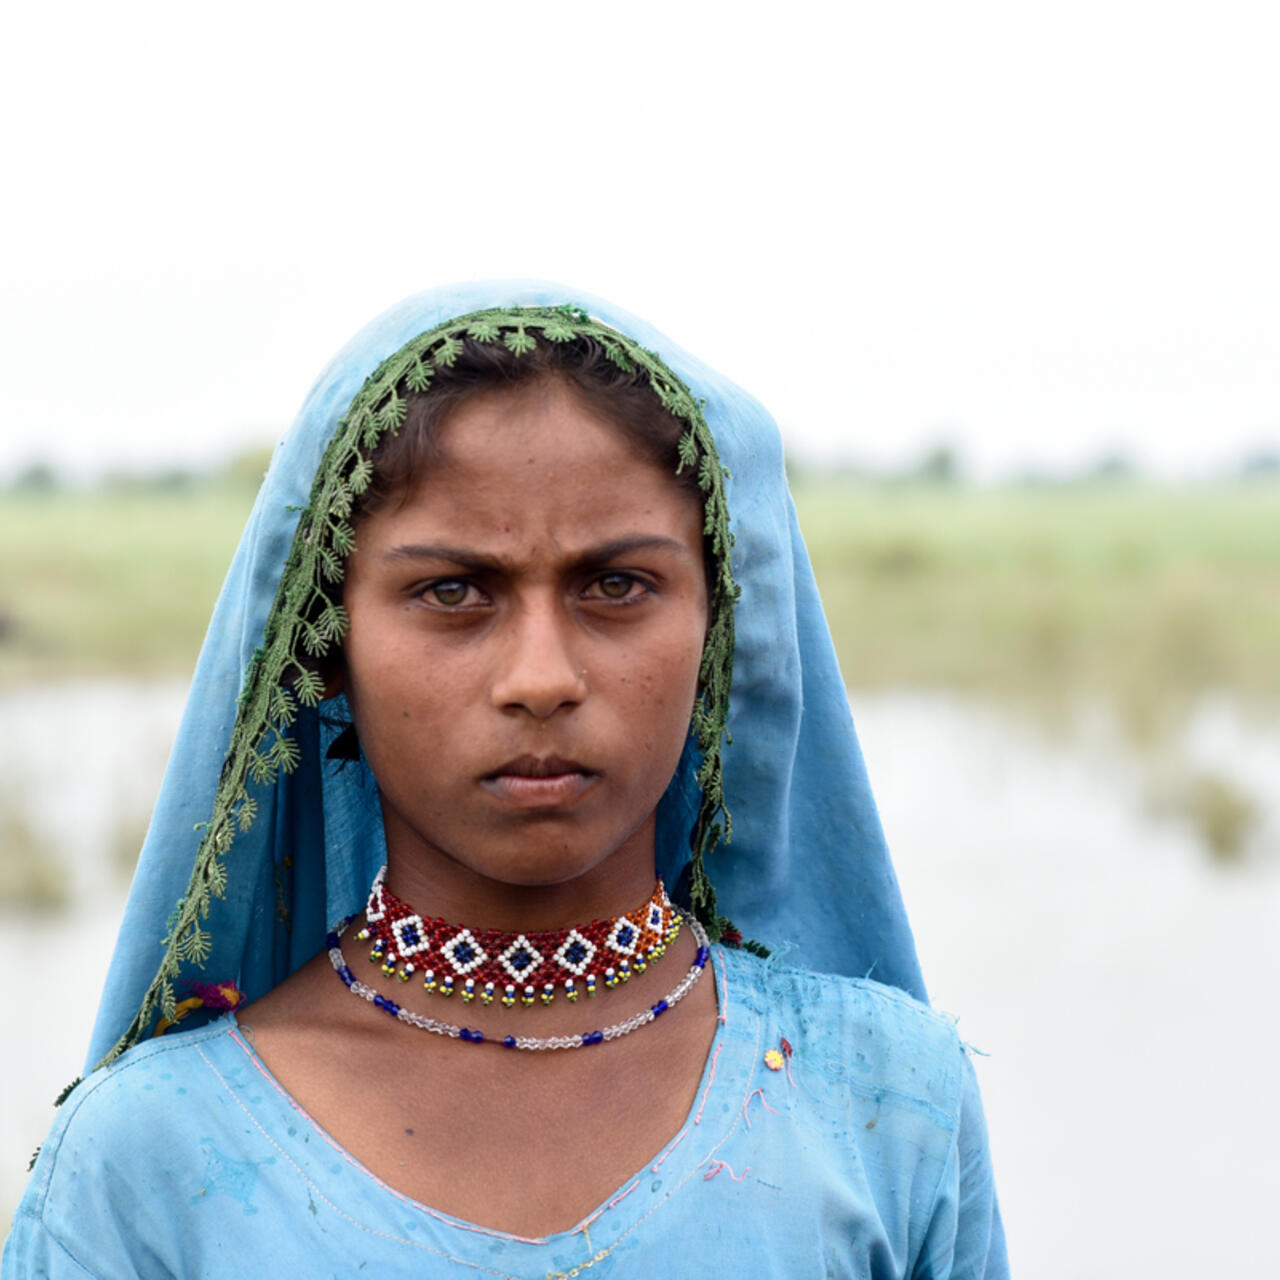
[3,478,1278,740]
[0,484,254,681]
[795,478,1280,739]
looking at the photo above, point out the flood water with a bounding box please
[2,681,1277,1275]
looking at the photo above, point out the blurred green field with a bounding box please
[3,479,1278,743]
[795,478,1280,739]
[0,484,255,682]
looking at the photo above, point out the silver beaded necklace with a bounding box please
[327,914,711,1051]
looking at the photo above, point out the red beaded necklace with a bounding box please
[355,866,681,1008]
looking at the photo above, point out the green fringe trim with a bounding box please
[97,305,740,1069]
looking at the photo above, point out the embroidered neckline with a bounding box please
[355,866,680,1007]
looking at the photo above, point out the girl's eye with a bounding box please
[592,573,643,601]
[425,580,472,607]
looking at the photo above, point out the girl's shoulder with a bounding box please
[706,946,1005,1275]
[10,1015,250,1272]
[715,944,975,1127]
[35,1015,241,1159]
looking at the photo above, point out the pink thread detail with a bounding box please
[574,1205,606,1235]
[703,1160,749,1182]
[743,1087,778,1129]
[694,1042,723,1125]
[652,1126,688,1172]
[605,1180,639,1211]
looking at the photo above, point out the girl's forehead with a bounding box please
[389,383,701,519]
[356,390,703,555]
[435,379,629,459]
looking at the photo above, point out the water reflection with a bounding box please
[853,690,1279,1276]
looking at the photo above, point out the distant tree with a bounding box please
[10,461,60,493]
[1081,452,1137,484]
[1238,448,1280,479]
[101,466,199,493]
[1009,467,1063,489]
[909,444,962,485]
[148,468,200,492]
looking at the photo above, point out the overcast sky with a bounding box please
[3,1,1277,481]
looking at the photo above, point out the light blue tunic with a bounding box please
[5,949,1004,1278]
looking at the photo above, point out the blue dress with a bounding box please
[6,949,1003,1278]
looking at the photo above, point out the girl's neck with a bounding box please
[381,819,660,933]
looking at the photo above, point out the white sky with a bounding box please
[2,0,1277,481]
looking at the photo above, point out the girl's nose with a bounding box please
[489,604,587,720]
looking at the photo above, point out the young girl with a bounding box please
[4,285,1006,1277]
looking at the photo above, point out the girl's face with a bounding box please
[341,378,709,894]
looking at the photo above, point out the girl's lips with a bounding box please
[479,770,598,807]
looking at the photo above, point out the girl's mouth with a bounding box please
[480,756,598,807]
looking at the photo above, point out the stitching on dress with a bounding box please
[605,1181,639,1211]
[651,1127,688,1172]
[715,942,730,1026]
[693,1043,723,1124]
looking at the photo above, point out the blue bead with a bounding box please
[338,965,354,985]
[695,946,709,966]
[470,1029,484,1043]
[652,1000,668,1016]
[326,932,339,948]
[503,1036,517,1049]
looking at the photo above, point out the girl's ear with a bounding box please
[321,654,359,762]
[322,658,345,701]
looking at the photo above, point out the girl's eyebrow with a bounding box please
[381,535,693,571]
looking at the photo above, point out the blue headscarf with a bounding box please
[86,282,926,1070]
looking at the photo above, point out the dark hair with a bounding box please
[351,334,703,523]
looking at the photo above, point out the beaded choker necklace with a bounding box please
[353,867,680,1008]
[328,915,710,1052]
